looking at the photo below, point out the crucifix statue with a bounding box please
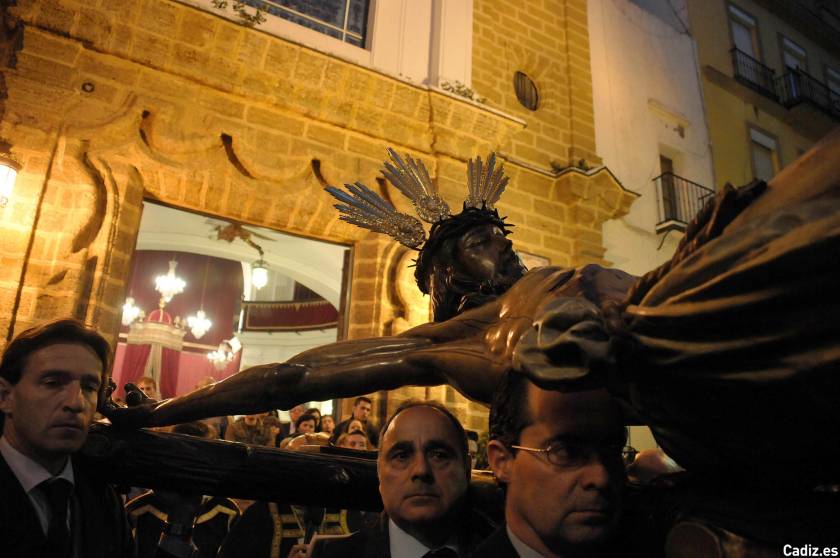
[104,128,840,489]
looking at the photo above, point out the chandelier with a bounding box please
[155,259,186,303]
[186,258,213,339]
[187,309,212,339]
[121,297,143,326]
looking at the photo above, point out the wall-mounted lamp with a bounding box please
[0,152,20,208]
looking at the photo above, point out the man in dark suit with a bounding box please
[471,371,628,558]
[0,318,133,558]
[332,396,379,447]
[307,400,487,558]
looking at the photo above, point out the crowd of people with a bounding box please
[0,317,683,558]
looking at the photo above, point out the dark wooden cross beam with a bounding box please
[79,424,503,514]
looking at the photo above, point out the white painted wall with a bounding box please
[589,0,715,276]
[590,0,715,455]
[238,329,339,369]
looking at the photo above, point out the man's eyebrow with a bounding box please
[386,441,415,455]
[545,432,626,445]
[423,439,458,454]
[38,370,73,379]
[39,370,101,383]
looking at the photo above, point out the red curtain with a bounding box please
[243,300,338,331]
[117,343,151,398]
[113,343,241,399]
[115,250,243,398]
[174,351,241,395]
[123,251,242,346]
[159,347,180,399]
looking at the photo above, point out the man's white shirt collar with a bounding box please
[0,436,75,535]
[0,435,74,492]
[388,518,459,558]
[507,525,549,558]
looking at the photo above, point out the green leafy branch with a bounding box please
[211,0,267,28]
[440,80,486,104]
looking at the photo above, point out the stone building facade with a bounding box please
[0,0,636,430]
[685,0,840,187]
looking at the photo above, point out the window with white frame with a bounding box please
[780,36,807,72]
[240,0,370,47]
[729,4,761,60]
[182,0,474,87]
[749,127,780,182]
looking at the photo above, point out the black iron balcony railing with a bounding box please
[776,67,840,120]
[654,172,715,231]
[753,0,840,55]
[731,47,778,99]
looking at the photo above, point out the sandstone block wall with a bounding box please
[0,0,634,429]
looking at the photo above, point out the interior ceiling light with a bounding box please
[187,258,213,339]
[187,309,212,339]
[121,297,142,326]
[251,259,268,290]
[155,259,186,304]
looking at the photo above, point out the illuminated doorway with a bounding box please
[112,201,350,419]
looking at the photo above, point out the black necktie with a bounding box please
[423,548,458,558]
[41,478,73,558]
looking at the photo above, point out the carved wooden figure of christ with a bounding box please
[105,130,840,486]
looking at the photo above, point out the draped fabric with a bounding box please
[515,191,840,485]
[159,348,181,400]
[173,350,240,395]
[623,196,840,484]
[113,344,241,398]
[243,300,338,331]
[114,250,244,398]
[123,251,242,347]
[118,344,152,398]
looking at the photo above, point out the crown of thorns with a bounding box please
[325,147,510,244]
[325,149,513,291]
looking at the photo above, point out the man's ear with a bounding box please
[487,440,514,483]
[0,377,14,415]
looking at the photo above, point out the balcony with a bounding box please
[752,0,840,56]
[654,172,715,233]
[242,299,339,332]
[731,48,778,99]
[777,68,840,119]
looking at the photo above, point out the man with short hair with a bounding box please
[225,413,275,446]
[335,430,369,451]
[0,318,132,558]
[320,414,335,435]
[473,372,627,557]
[310,400,491,558]
[334,396,379,447]
[136,376,160,400]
